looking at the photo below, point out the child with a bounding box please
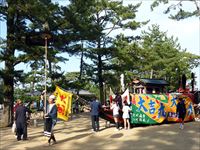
[122,101,131,130]
[110,101,120,131]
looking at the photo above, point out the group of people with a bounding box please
[110,100,131,131]
[90,95,190,132]
[13,93,194,146]
[13,95,58,146]
[89,95,132,132]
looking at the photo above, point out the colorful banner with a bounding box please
[54,86,73,121]
[166,94,195,122]
[130,94,195,124]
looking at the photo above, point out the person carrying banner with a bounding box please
[176,97,186,129]
[44,95,57,145]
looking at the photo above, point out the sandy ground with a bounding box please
[0,112,199,150]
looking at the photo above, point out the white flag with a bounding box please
[121,88,130,105]
[120,74,125,92]
[109,87,116,103]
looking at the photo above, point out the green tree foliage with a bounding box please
[151,0,200,20]
[0,0,67,126]
[137,25,199,90]
[112,34,143,86]
[69,0,147,102]
[113,24,200,90]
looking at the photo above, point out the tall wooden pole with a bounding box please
[42,21,51,115]
[44,36,48,114]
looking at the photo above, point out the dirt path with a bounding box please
[0,112,199,150]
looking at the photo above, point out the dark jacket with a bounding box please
[47,104,57,123]
[15,105,27,124]
[176,101,186,117]
[90,100,101,116]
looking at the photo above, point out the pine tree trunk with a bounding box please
[0,104,11,127]
[98,54,104,103]
[1,1,16,127]
[77,47,84,95]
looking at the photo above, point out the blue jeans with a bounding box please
[91,115,99,131]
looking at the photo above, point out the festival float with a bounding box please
[100,76,197,125]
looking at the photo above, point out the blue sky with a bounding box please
[0,0,199,89]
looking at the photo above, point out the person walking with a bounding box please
[90,96,102,132]
[176,97,186,129]
[122,101,131,130]
[15,99,30,141]
[44,95,58,145]
[110,100,120,131]
[193,102,200,121]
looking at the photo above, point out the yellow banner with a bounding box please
[54,86,73,121]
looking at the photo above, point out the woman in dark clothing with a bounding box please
[15,99,30,141]
[176,97,186,129]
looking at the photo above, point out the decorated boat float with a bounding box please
[100,78,196,125]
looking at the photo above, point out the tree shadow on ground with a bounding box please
[1,113,199,150]
[110,133,124,138]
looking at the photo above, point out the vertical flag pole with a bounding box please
[42,22,51,133]
[44,36,48,114]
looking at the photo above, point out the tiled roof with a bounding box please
[140,79,169,85]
